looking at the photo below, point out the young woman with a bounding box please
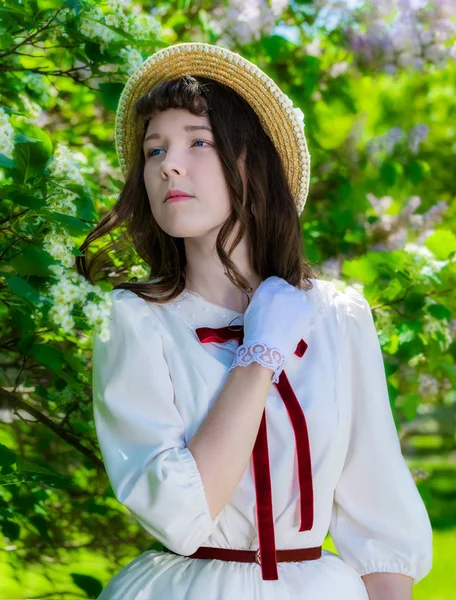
[80,43,432,599]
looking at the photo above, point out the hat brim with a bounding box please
[115,42,310,215]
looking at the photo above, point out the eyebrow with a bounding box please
[143,125,213,144]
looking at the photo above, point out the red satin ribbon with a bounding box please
[195,325,314,580]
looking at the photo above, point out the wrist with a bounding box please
[229,342,285,384]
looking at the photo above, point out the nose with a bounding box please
[160,150,187,179]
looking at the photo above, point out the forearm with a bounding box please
[362,572,414,600]
[188,362,273,520]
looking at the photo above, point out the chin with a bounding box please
[161,224,209,238]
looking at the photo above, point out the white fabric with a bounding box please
[92,278,433,599]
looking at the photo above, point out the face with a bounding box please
[143,107,246,239]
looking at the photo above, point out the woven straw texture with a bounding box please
[115,42,310,215]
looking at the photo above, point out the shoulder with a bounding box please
[107,287,166,334]
[303,277,371,333]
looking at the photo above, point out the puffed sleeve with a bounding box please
[92,288,221,556]
[329,287,433,583]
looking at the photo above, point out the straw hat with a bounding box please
[115,42,311,215]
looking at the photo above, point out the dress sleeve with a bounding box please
[329,287,433,583]
[92,289,220,556]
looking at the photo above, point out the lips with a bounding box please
[165,189,193,202]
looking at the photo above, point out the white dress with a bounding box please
[92,277,433,599]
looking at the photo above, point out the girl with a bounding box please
[80,42,432,599]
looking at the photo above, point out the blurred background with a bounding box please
[0,1,455,598]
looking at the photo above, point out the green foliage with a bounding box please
[0,0,455,597]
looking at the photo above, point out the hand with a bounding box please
[230,276,314,383]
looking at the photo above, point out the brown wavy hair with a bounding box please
[76,75,317,306]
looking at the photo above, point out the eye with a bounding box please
[145,139,212,158]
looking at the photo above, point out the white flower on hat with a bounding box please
[294,107,305,124]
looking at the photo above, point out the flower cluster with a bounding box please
[47,265,113,340]
[366,124,430,159]
[130,264,150,280]
[43,225,76,268]
[342,0,456,72]
[210,0,289,46]
[119,46,144,77]
[78,1,133,52]
[47,143,85,187]
[366,193,448,252]
[22,72,52,105]
[0,107,15,160]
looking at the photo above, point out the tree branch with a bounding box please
[1,388,103,469]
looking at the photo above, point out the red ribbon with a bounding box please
[195,325,314,580]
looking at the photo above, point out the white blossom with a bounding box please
[0,107,15,160]
[43,226,75,268]
[418,373,439,400]
[210,0,289,46]
[130,264,149,279]
[119,46,144,76]
[48,143,85,187]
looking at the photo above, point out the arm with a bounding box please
[93,289,273,556]
[188,362,273,520]
[93,290,220,556]
[362,572,414,600]
[329,287,433,585]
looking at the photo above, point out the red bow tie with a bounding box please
[195,325,314,580]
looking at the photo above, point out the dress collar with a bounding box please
[161,278,329,340]
[164,288,245,331]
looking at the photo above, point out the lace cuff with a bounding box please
[229,342,285,384]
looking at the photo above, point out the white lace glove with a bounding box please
[229,276,314,384]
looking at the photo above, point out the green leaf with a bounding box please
[427,303,452,320]
[45,211,92,235]
[1,520,20,541]
[28,343,66,372]
[5,274,43,306]
[16,457,65,478]
[405,160,430,185]
[398,323,418,344]
[0,444,17,467]
[71,574,103,599]
[8,192,46,210]
[342,256,378,284]
[383,333,400,354]
[343,229,364,244]
[12,126,53,183]
[397,394,419,421]
[439,363,456,386]
[9,244,57,277]
[424,229,456,260]
[381,278,403,301]
[0,153,15,169]
[99,82,126,113]
[84,41,107,62]
[380,161,404,186]
[198,8,210,34]
[29,514,52,541]
[313,100,355,149]
[262,34,295,62]
[74,189,97,222]
[404,292,426,313]
[37,0,63,9]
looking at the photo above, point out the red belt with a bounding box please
[166,545,322,565]
[192,325,314,581]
